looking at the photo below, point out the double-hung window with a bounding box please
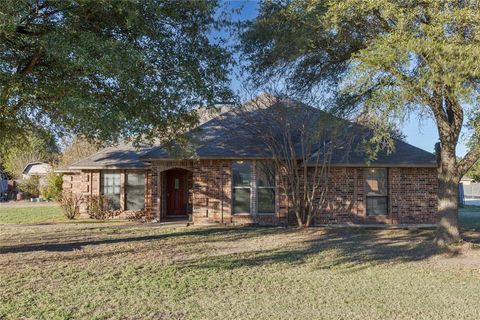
[256,161,276,214]
[232,161,252,214]
[102,171,121,210]
[126,173,145,210]
[364,168,388,216]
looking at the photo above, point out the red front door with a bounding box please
[166,170,187,216]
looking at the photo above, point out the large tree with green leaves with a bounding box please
[0,0,231,144]
[241,0,480,245]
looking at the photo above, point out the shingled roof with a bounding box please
[65,141,152,170]
[64,95,437,170]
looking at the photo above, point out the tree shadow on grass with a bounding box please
[0,226,281,254]
[187,228,444,271]
[3,225,478,270]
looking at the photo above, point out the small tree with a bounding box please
[61,192,83,220]
[41,170,63,201]
[18,176,40,198]
[231,95,350,227]
[87,195,118,220]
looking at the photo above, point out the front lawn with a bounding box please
[0,204,67,224]
[1,223,480,319]
[0,204,126,225]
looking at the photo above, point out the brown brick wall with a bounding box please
[315,167,438,224]
[150,160,232,223]
[150,160,289,226]
[389,167,438,224]
[62,171,101,217]
[63,169,151,219]
[64,164,438,225]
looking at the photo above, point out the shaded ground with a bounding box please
[1,221,480,319]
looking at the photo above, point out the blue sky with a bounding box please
[222,0,469,156]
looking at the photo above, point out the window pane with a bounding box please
[257,161,276,187]
[258,188,275,213]
[102,172,121,210]
[233,188,250,214]
[126,173,145,210]
[127,173,144,187]
[232,161,251,187]
[367,196,388,216]
[105,195,121,210]
[365,168,387,196]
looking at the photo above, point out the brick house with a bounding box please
[59,97,438,225]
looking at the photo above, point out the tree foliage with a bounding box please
[1,0,232,145]
[466,160,480,182]
[0,128,58,178]
[242,0,480,245]
[59,136,100,166]
[18,175,40,198]
[40,170,63,201]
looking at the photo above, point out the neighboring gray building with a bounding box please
[22,162,51,186]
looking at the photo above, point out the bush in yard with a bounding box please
[87,195,120,220]
[61,192,83,220]
[40,171,63,201]
[126,210,148,222]
[18,176,40,198]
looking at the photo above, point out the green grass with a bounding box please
[1,223,480,320]
[0,205,68,224]
[0,205,127,225]
[2,203,480,228]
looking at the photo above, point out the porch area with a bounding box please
[150,160,233,225]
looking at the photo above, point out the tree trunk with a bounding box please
[434,156,461,246]
[295,208,304,227]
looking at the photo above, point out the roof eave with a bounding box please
[67,165,151,170]
[315,163,438,168]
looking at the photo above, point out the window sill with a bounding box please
[233,213,252,216]
[257,212,276,216]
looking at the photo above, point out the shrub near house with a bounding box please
[41,171,63,201]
